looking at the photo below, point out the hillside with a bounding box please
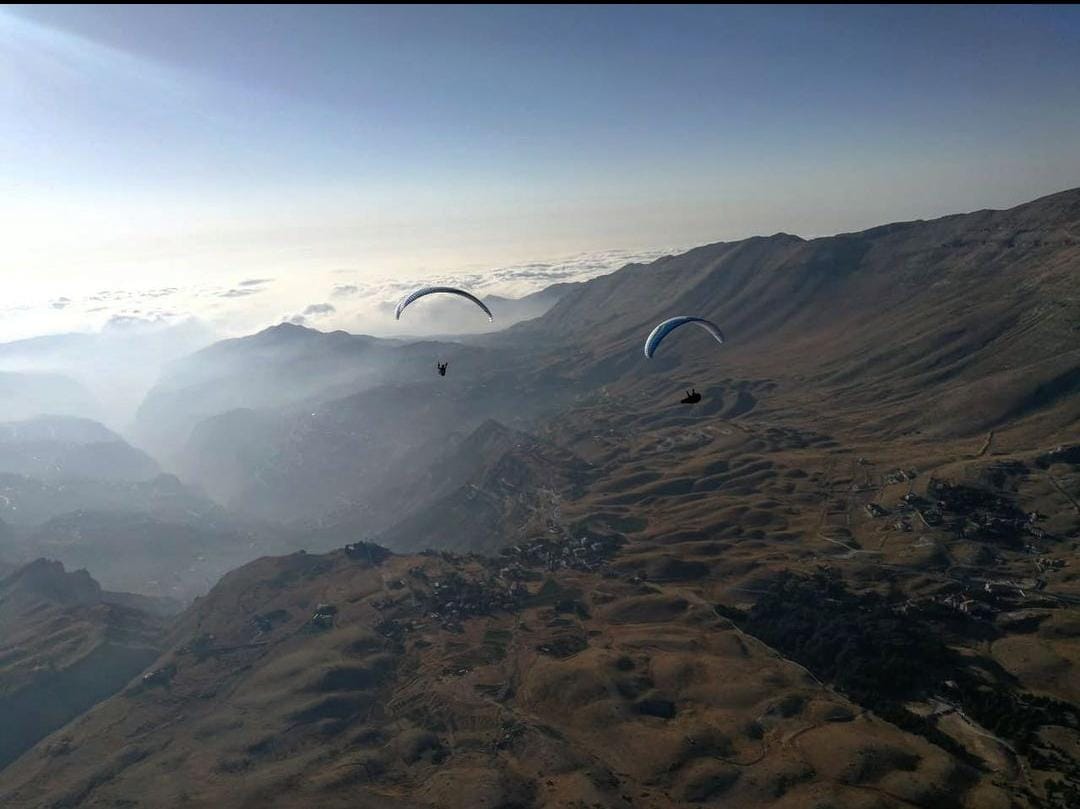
[1,189,1077,807]
[132,324,389,460]
[512,188,1080,441]
[0,471,268,600]
[0,372,98,423]
[172,351,566,525]
[134,324,499,467]
[0,548,1030,809]
[5,433,1077,806]
[24,511,268,602]
[0,416,160,482]
[0,560,165,770]
[0,472,223,528]
[374,419,595,554]
[156,190,1080,535]
[0,320,214,427]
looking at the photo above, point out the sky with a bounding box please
[2,4,1079,342]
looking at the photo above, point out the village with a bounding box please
[859,468,1073,621]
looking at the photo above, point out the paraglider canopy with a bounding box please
[395,286,493,322]
[644,316,724,358]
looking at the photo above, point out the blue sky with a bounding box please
[1,5,1079,340]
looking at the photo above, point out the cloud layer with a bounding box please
[321,246,679,336]
[0,245,678,343]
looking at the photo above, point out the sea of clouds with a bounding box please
[1,245,679,342]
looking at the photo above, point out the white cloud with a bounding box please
[318,246,678,336]
[217,287,263,298]
[330,284,359,298]
[0,245,678,343]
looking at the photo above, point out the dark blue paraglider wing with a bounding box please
[395,286,494,321]
[643,316,724,358]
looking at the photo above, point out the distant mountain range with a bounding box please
[0,371,97,423]
[0,415,159,482]
[0,318,214,428]
[132,322,495,464]
[0,414,271,600]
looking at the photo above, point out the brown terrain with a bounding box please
[0,189,1078,808]
[0,560,167,771]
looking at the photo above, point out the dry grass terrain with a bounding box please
[0,189,1078,807]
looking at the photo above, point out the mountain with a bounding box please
[0,470,262,600]
[0,560,165,770]
[0,416,160,482]
[133,323,497,467]
[168,341,562,523]
[488,281,583,317]
[0,547,1032,809]
[0,319,215,429]
[375,419,595,554]
[0,471,221,528]
[133,323,387,460]
[23,511,268,602]
[165,189,1079,534]
[510,188,1080,441]
[5,189,1077,806]
[0,415,119,444]
[5,436,1077,806]
[0,372,98,423]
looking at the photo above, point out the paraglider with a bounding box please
[395,286,493,322]
[643,317,722,405]
[436,361,448,377]
[643,316,724,358]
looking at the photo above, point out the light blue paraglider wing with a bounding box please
[643,316,724,358]
[395,286,494,321]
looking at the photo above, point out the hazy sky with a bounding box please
[2,4,1079,341]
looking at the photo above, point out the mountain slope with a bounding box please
[133,324,393,459]
[0,471,222,528]
[134,324,503,458]
[512,188,1080,440]
[24,511,265,602]
[0,416,160,482]
[375,419,594,553]
[176,189,1080,534]
[9,189,1077,807]
[0,548,1023,809]
[0,372,98,423]
[173,346,563,524]
[0,560,164,770]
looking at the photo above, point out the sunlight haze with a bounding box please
[3,6,1079,341]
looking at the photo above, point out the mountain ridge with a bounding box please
[2,188,1077,807]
